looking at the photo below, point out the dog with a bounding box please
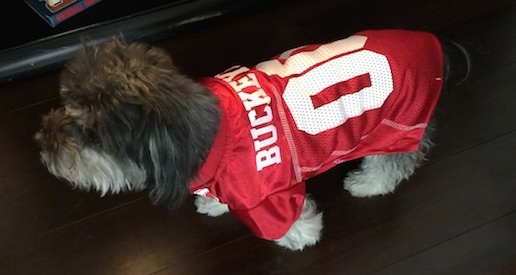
[35,29,470,251]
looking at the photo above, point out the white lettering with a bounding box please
[215,66,250,81]
[238,88,271,111]
[250,124,278,151]
[248,105,273,127]
[216,68,282,171]
[256,146,282,171]
[228,72,259,95]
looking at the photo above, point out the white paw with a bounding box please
[343,170,396,198]
[194,196,229,217]
[275,197,323,251]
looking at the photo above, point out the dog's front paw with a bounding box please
[344,170,395,197]
[274,197,323,251]
[194,196,229,217]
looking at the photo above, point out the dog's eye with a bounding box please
[85,129,101,146]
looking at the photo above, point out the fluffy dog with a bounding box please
[35,30,470,250]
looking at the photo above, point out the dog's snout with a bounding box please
[34,107,79,152]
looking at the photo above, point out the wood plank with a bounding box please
[2,196,252,274]
[154,0,516,79]
[0,99,59,175]
[162,129,516,274]
[374,212,516,274]
[430,63,516,160]
[439,5,516,78]
[4,125,513,274]
[0,166,145,247]
[0,71,59,116]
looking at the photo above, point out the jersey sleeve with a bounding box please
[228,182,306,240]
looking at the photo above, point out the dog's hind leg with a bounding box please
[344,128,434,197]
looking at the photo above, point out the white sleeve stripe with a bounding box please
[381,119,428,131]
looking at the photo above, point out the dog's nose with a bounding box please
[64,106,72,116]
[34,131,43,146]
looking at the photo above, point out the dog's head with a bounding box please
[35,39,220,208]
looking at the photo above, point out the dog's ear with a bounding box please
[59,40,220,208]
[126,80,220,209]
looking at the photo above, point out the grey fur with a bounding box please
[35,39,445,251]
[35,39,220,208]
[344,125,435,197]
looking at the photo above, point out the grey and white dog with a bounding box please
[35,35,470,250]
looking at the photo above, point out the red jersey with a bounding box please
[190,30,443,240]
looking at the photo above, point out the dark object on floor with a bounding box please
[442,39,472,87]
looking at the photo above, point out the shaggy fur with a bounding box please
[344,125,434,197]
[36,40,220,209]
[35,38,462,251]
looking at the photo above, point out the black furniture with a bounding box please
[0,0,291,84]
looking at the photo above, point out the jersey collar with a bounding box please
[190,96,227,191]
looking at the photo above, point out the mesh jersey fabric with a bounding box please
[189,29,444,240]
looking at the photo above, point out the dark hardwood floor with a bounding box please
[2,0,516,274]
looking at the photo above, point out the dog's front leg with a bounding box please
[274,196,323,251]
[194,195,230,217]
